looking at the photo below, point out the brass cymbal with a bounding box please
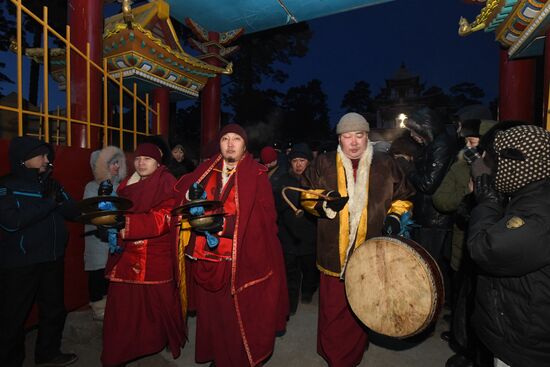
[75,210,127,226]
[172,199,222,216]
[77,196,133,212]
[188,213,226,232]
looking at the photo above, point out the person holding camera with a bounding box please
[432,118,496,367]
[0,136,80,367]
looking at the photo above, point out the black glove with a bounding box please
[98,180,113,196]
[463,147,481,165]
[325,191,348,212]
[382,214,401,235]
[42,178,64,203]
[470,157,492,178]
[96,227,109,242]
[189,183,205,200]
[473,174,506,206]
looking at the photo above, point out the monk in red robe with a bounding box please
[102,143,185,366]
[174,124,288,367]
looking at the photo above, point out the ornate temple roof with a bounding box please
[103,0,232,98]
[458,0,550,58]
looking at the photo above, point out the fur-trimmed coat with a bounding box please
[83,146,127,271]
[301,147,415,276]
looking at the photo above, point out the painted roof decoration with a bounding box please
[164,0,396,34]
[459,0,550,58]
[104,0,232,98]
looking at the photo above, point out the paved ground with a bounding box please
[24,291,453,366]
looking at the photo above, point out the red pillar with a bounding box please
[499,48,536,122]
[543,30,550,129]
[200,32,222,158]
[68,0,102,149]
[152,87,170,139]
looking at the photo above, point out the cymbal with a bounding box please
[77,196,133,211]
[172,199,222,216]
[189,213,226,232]
[75,210,127,226]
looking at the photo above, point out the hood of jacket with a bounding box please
[405,107,445,144]
[90,146,127,184]
[8,136,52,178]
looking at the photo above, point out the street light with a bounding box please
[396,113,407,128]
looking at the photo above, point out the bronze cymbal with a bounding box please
[188,213,226,232]
[75,210,127,226]
[77,196,133,211]
[172,199,222,216]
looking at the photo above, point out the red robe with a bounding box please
[102,166,185,366]
[174,153,288,367]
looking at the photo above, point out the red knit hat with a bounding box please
[260,146,278,165]
[135,142,162,163]
[219,123,248,145]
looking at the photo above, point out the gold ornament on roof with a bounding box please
[458,0,501,36]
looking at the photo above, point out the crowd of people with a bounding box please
[1,106,549,367]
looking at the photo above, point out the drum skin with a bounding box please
[344,236,444,338]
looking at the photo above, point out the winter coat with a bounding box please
[407,125,457,229]
[0,137,79,269]
[432,151,471,270]
[83,146,127,271]
[275,171,316,255]
[301,149,415,276]
[167,158,195,179]
[467,178,550,366]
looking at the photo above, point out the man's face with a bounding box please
[134,156,158,179]
[172,148,184,162]
[290,158,309,175]
[220,133,246,163]
[24,154,49,173]
[465,136,480,148]
[410,130,425,145]
[339,131,368,160]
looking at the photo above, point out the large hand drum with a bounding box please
[344,236,444,338]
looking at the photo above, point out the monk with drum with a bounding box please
[300,112,415,367]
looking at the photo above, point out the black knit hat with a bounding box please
[459,119,482,138]
[288,143,313,161]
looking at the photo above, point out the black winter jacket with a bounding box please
[408,130,457,228]
[274,172,316,255]
[468,178,550,367]
[0,137,79,269]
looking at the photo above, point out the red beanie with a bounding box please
[219,123,248,145]
[260,146,278,165]
[135,142,162,163]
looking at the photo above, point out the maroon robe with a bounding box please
[102,166,185,366]
[174,153,288,367]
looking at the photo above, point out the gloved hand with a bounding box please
[98,180,113,196]
[42,178,64,203]
[473,174,507,206]
[96,227,109,242]
[325,191,348,212]
[189,183,206,201]
[382,214,401,235]
[471,157,492,178]
[463,147,481,165]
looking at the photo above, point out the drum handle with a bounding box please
[281,186,338,218]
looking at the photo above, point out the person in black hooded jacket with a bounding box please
[405,107,458,306]
[0,136,80,367]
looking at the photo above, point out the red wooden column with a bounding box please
[68,0,102,149]
[152,87,170,139]
[200,32,222,157]
[186,19,243,158]
[544,29,550,129]
[499,48,536,122]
